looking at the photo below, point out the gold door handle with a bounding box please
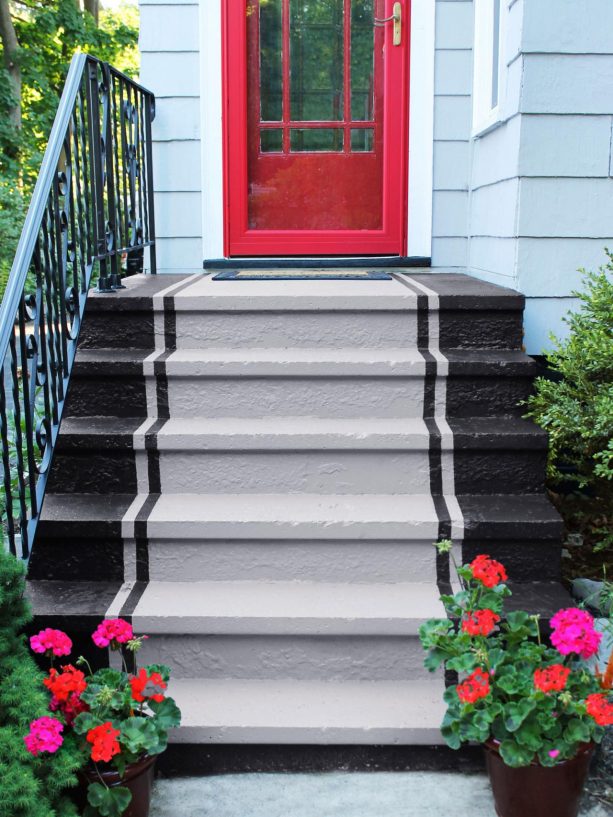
[374,2,401,46]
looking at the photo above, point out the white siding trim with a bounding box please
[408,0,435,257]
[200,0,224,258]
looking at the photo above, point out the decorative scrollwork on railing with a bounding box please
[0,54,156,558]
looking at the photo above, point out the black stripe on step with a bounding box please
[393,274,453,597]
[162,273,202,351]
[145,418,165,495]
[154,352,171,419]
[134,493,158,584]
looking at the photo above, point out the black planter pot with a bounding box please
[78,754,157,817]
[484,740,594,817]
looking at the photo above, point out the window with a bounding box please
[472,0,507,134]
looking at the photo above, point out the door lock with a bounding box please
[374,2,402,46]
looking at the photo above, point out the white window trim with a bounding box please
[200,0,435,260]
[472,0,508,137]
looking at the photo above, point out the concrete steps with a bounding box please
[28,271,564,754]
[168,679,447,745]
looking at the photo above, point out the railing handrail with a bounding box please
[0,52,156,364]
[0,51,156,558]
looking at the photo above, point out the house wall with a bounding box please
[432,0,474,268]
[467,0,613,352]
[140,0,203,274]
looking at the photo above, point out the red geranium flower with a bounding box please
[49,692,89,726]
[469,555,508,588]
[461,609,500,637]
[43,665,87,703]
[457,668,491,704]
[585,693,613,727]
[87,722,121,763]
[534,664,571,694]
[129,668,167,704]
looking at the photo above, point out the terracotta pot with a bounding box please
[484,739,594,817]
[78,754,157,817]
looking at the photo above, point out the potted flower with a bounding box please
[24,618,181,817]
[420,542,613,817]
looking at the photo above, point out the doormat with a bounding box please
[212,269,393,281]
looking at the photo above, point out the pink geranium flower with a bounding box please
[550,608,602,660]
[92,618,134,648]
[23,716,64,756]
[30,628,72,657]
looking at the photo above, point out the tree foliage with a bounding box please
[0,0,139,283]
[525,258,613,553]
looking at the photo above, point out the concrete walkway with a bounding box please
[149,772,610,817]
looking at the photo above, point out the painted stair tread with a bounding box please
[167,678,447,745]
[57,415,547,451]
[27,580,570,630]
[171,274,420,310]
[128,580,445,635]
[38,492,561,541]
[73,346,537,376]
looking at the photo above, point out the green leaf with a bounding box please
[119,716,159,755]
[73,711,100,735]
[423,648,448,673]
[148,697,182,730]
[515,719,542,752]
[504,700,537,733]
[563,718,591,744]
[445,650,479,673]
[87,783,132,817]
[499,739,535,768]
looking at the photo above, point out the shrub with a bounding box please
[525,259,613,554]
[0,548,82,817]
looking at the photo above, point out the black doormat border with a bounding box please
[157,744,485,777]
[204,256,431,270]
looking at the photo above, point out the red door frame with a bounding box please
[222,0,411,257]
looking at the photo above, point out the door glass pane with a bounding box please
[290,0,344,121]
[290,128,344,152]
[261,129,283,152]
[350,128,374,151]
[351,0,375,120]
[259,0,283,121]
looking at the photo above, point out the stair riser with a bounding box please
[78,308,524,351]
[30,530,561,583]
[164,377,427,419]
[46,446,547,495]
[136,634,430,681]
[155,450,431,494]
[174,312,419,349]
[65,370,535,420]
[146,540,439,583]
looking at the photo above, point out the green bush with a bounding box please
[525,257,613,553]
[0,548,83,817]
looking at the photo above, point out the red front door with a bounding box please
[223,0,410,256]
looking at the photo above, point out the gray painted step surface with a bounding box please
[131,580,444,634]
[131,580,444,683]
[168,679,447,745]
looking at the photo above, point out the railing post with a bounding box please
[87,60,114,293]
[144,94,157,275]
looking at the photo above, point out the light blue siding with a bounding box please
[466,0,613,352]
[431,0,474,268]
[140,0,202,274]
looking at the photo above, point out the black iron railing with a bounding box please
[0,53,156,559]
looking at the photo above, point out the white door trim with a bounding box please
[200,0,434,260]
